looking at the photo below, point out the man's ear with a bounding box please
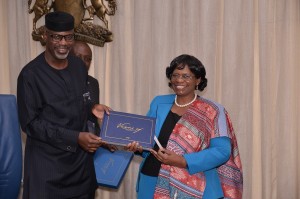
[42,29,47,42]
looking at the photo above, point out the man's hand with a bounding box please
[149,148,187,168]
[92,104,112,120]
[78,132,105,153]
[102,143,118,152]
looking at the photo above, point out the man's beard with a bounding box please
[54,50,69,60]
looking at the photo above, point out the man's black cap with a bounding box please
[45,11,74,32]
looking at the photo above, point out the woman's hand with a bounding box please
[150,148,187,168]
[125,141,143,153]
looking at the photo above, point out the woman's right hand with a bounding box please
[125,141,143,153]
[150,148,187,168]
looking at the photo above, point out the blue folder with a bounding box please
[94,147,133,189]
[100,111,156,150]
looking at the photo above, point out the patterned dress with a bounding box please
[153,96,243,199]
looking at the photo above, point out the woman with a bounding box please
[128,54,243,199]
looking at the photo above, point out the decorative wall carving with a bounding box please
[28,0,117,47]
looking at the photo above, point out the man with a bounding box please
[71,41,100,135]
[17,11,109,199]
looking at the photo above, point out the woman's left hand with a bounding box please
[150,148,187,168]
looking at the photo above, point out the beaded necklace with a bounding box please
[174,93,197,108]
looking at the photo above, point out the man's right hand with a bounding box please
[78,132,104,153]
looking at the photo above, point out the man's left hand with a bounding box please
[92,104,111,120]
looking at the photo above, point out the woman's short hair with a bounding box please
[166,54,208,91]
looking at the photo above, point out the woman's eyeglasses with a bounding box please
[170,73,195,81]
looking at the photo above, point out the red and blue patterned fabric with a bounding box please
[154,96,243,199]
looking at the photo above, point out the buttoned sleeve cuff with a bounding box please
[57,128,80,153]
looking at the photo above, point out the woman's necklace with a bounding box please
[175,93,197,108]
